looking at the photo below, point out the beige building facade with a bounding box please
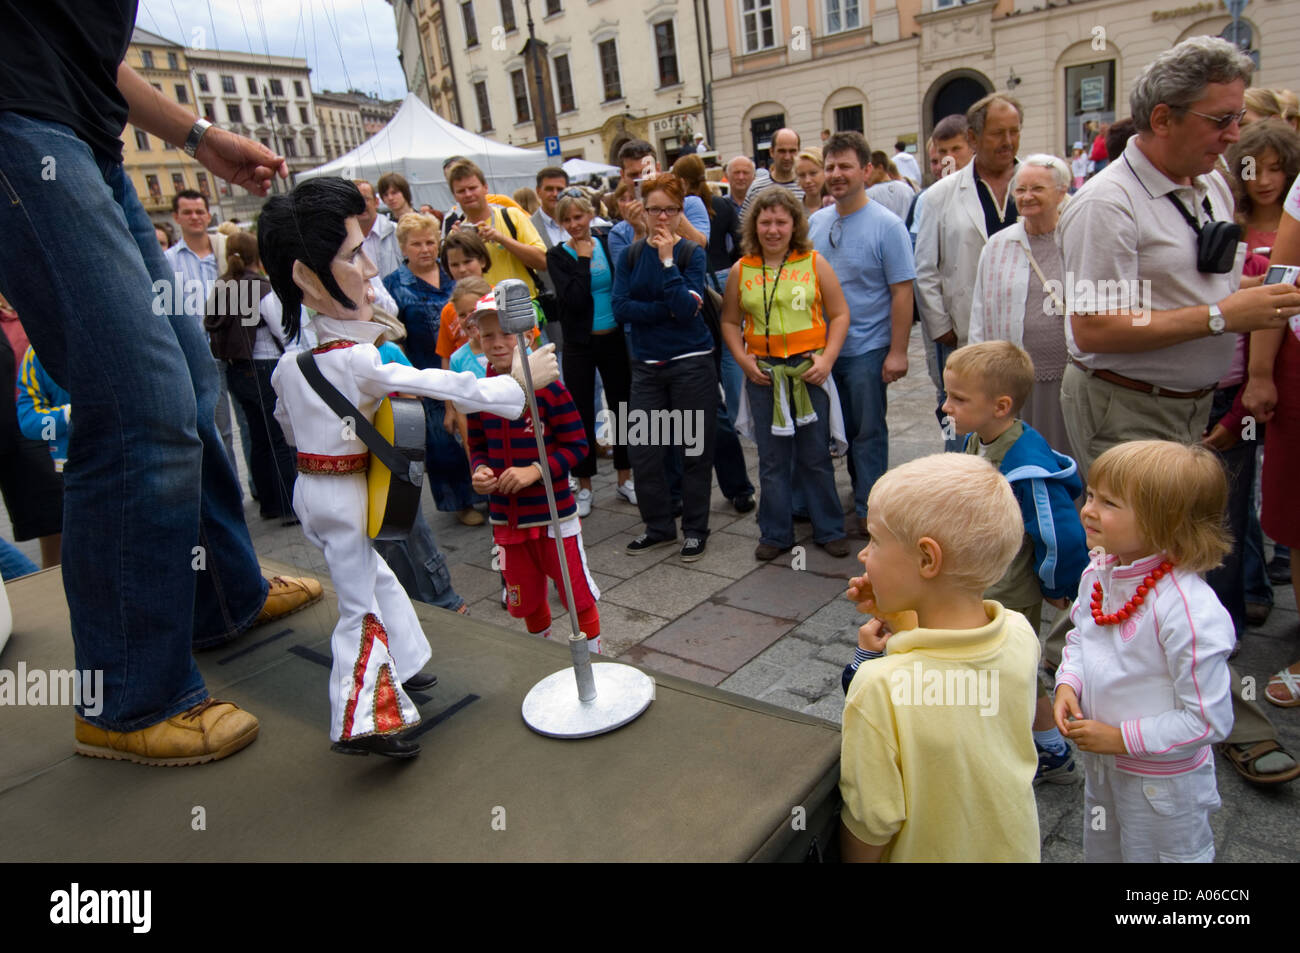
[707,0,1294,173]
[123,29,220,223]
[400,0,712,168]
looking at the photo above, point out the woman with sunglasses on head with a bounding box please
[612,173,717,562]
[547,189,635,515]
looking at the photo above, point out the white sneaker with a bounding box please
[576,487,593,517]
[569,475,578,492]
[616,479,637,505]
[587,636,602,656]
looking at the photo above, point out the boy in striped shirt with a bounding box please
[465,295,603,652]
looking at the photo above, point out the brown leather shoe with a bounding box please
[457,507,486,526]
[255,575,324,625]
[74,699,259,766]
[857,517,870,538]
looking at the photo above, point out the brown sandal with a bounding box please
[1217,740,1300,785]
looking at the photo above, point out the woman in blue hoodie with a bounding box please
[612,173,717,562]
[611,171,722,561]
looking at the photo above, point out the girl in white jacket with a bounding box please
[1054,440,1234,862]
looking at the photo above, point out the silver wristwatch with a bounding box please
[183,118,212,158]
[1207,302,1226,336]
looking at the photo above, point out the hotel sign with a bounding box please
[1151,1,1222,21]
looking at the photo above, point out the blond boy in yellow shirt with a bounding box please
[840,453,1041,862]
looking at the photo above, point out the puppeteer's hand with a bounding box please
[194,127,288,196]
[510,342,559,392]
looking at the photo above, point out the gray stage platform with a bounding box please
[0,565,842,862]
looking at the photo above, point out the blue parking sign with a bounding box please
[545,137,561,158]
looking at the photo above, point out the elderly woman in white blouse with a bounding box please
[968,154,1073,451]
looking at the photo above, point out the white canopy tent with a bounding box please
[562,157,619,183]
[296,93,547,210]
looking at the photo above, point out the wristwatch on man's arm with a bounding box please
[183,118,213,158]
[1207,302,1226,336]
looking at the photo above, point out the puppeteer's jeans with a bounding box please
[0,112,269,731]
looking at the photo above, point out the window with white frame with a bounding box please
[475,80,493,131]
[462,1,479,46]
[554,54,576,112]
[741,0,776,53]
[825,0,860,33]
[654,21,679,87]
[598,39,621,101]
[510,69,531,123]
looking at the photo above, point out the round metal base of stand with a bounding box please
[522,663,656,738]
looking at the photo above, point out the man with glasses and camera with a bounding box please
[1057,35,1300,786]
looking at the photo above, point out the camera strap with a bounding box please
[1165,192,1217,236]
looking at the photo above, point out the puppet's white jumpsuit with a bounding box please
[273,317,524,741]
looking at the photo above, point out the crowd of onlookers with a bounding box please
[5,7,1300,852]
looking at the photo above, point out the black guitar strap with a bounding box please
[294,349,421,484]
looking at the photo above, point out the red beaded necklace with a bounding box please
[1091,560,1173,626]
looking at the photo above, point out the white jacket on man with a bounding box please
[915,160,1014,347]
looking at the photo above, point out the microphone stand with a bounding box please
[512,326,655,738]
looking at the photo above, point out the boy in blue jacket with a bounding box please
[943,341,1089,784]
[17,346,71,472]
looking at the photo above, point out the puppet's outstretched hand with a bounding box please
[510,343,559,392]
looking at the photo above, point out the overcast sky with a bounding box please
[136,0,408,99]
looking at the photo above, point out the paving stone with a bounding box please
[641,602,793,673]
[717,658,788,697]
[446,562,501,605]
[574,508,642,544]
[756,688,807,712]
[618,646,728,686]
[799,597,865,643]
[601,562,732,615]
[712,564,848,621]
[677,529,768,580]
[585,602,670,658]
[752,635,821,669]
[580,531,679,578]
[816,641,854,665]
[779,658,844,701]
[801,693,846,725]
[718,513,762,539]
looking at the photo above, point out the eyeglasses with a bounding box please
[829,218,844,249]
[645,206,682,217]
[1184,107,1248,131]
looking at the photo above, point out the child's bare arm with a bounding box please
[840,822,889,863]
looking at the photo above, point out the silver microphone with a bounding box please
[494,278,537,335]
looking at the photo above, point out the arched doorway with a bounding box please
[923,70,993,142]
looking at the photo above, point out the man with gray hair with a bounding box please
[1057,35,1300,785]
[914,97,1021,447]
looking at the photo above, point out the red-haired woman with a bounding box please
[612,173,717,562]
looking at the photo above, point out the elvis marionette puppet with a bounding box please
[259,178,558,758]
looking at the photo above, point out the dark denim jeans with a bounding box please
[225,359,296,519]
[832,347,891,518]
[0,113,268,730]
[746,371,844,548]
[422,398,479,511]
[373,510,464,611]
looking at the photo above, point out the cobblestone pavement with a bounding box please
[9,323,1298,861]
